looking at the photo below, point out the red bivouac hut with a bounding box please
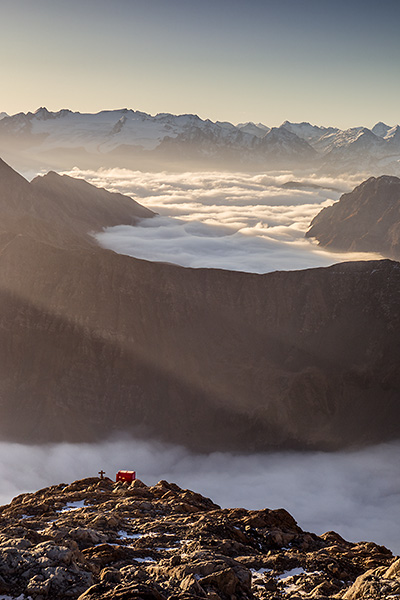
[116,470,136,483]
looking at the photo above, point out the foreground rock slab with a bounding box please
[0,477,398,599]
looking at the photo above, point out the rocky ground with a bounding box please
[0,477,398,600]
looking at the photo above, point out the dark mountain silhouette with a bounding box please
[306,175,400,259]
[30,170,154,234]
[0,158,153,246]
[0,160,400,450]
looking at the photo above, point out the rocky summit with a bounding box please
[0,477,398,600]
[306,175,400,259]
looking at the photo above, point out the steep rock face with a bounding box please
[0,477,396,599]
[306,175,400,259]
[0,158,154,247]
[0,161,400,450]
[30,171,154,234]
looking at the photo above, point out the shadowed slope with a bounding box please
[0,161,399,450]
[1,230,400,450]
[30,171,154,236]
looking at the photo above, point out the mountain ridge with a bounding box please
[306,175,400,259]
[0,160,400,450]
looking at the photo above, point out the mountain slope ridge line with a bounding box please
[0,158,399,451]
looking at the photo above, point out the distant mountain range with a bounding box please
[0,107,399,174]
[1,157,400,450]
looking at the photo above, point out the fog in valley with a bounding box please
[60,167,382,272]
[4,166,397,558]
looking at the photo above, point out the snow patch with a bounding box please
[117,530,143,540]
[251,567,272,575]
[134,556,155,563]
[59,500,86,512]
[278,567,306,580]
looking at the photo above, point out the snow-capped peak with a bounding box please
[260,126,317,158]
[0,107,399,174]
[236,122,270,137]
[371,121,391,138]
[34,107,52,119]
[386,124,400,137]
[281,120,339,144]
[385,125,400,146]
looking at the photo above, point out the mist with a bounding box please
[10,167,394,557]
[1,439,399,555]
[62,168,381,273]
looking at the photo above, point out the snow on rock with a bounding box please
[59,499,86,512]
[0,108,399,174]
[278,567,306,580]
[371,121,392,138]
[0,476,396,599]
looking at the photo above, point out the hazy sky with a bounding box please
[1,0,399,128]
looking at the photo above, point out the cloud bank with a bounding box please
[18,169,393,555]
[0,439,399,555]
[63,168,381,273]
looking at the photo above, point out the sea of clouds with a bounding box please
[1,438,399,554]
[9,167,395,556]
[63,167,382,272]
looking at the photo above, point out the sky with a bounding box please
[1,0,399,128]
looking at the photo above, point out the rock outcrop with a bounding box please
[0,161,400,450]
[306,175,400,259]
[0,477,397,600]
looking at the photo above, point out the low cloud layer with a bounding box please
[0,439,399,554]
[24,168,395,555]
[63,168,381,273]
